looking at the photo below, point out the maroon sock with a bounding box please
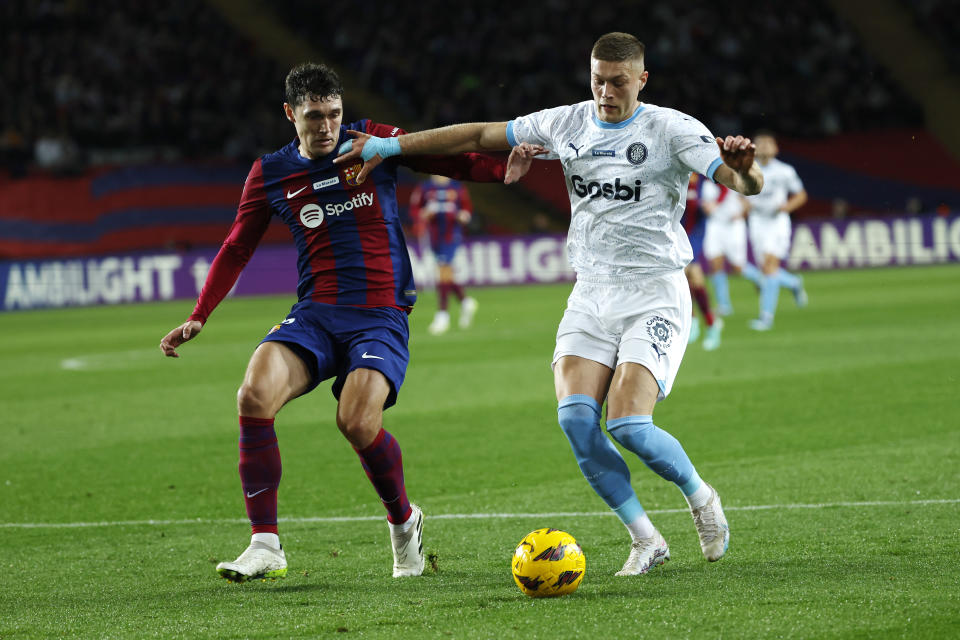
[355,428,412,524]
[450,282,465,301]
[437,283,450,311]
[238,416,281,535]
[690,284,715,326]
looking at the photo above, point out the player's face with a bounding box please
[590,57,648,123]
[755,135,778,163]
[284,96,344,158]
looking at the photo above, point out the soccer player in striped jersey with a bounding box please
[409,175,478,334]
[159,62,537,583]
[337,33,762,577]
[745,131,809,331]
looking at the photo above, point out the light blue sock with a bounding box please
[710,271,731,310]
[606,415,703,496]
[557,395,638,523]
[742,262,763,286]
[760,274,780,319]
[776,268,801,291]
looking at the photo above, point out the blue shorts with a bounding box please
[432,242,460,265]
[260,301,410,409]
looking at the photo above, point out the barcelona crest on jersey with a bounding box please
[343,163,363,187]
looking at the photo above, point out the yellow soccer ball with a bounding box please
[511,528,586,598]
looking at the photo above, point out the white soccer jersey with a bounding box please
[508,101,723,279]
[700,180,744,223]
[747,157,804,218]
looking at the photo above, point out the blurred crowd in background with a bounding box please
[0,0,288,176]
[0,0,951,178]
[278,0,923,137]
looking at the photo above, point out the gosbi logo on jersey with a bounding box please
[298,192,375,228]
[570,175,642,201]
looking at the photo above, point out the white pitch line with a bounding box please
[0,498,956,529]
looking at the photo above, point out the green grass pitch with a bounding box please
[1,264,958,638]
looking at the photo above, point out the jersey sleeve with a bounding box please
[188,158,272,323]
[365,120,509,182]
[669,114,724,181]
[785,165,805,194]
[506,105,570,150]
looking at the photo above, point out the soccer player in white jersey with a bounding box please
[701,179,750,316]
[744,132,809,331]
[336,32,763,576]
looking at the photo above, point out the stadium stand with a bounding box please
[272,0,923,138]
[905,0,960,71]
[0,0,291,175]
[1,0,958,261]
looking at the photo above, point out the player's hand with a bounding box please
[504,143,549,184]
[334,131,400,184]
[716,136,756,174]
[159,320,203,358]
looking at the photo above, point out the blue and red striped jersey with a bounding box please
[409,178,473,249]
[189,120,507,323]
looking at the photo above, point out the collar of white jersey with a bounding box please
[592,103,646,129]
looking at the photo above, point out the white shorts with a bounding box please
[749,213,792,261]
[552,270,691,401]
[703,217,747,267]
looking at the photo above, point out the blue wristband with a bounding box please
[376,136,401,159]
[338,136,402,161]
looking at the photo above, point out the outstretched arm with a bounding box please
[160,160,271,357]
[712,135,763,196]
[335,122,512,184]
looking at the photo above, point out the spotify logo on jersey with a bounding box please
[299,204,324,228]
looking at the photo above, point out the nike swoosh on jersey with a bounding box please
[361,352,384,360]
[286,186,308,199]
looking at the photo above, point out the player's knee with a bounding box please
[336,407,381,447]
[607,420,655,457]
[237,382,277,417]
[557,400,601,458]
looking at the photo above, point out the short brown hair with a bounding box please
[285,62,343,108]
[591,32,645,63]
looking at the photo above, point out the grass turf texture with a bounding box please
[1,264,958,638]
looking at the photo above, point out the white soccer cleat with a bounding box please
[216,541,287,582]
[459,296,478,328]
[615,531,670,576]
[390,504,424,577]
[428,312,450,335]
[748,317,773,332]
[702,318,723,351]
[690,483,730,562]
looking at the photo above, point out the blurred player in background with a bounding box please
[409,175,478,335]
[683,173,723,351]
[745,131,808,331]
[337,32,763,577]
[159,62,536,583]
[700,175,750,316]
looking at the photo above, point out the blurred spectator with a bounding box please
[33,127,81,175]
[831,198,850,220]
